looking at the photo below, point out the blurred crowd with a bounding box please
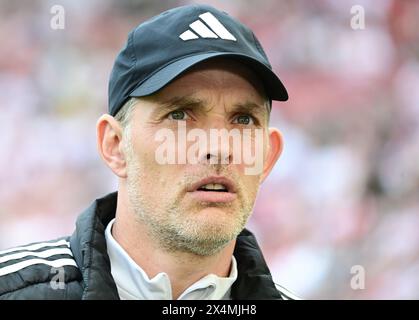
[1,0,418,299]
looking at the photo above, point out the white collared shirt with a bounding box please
[104,218,238,300]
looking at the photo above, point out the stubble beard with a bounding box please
[124,141,255,256]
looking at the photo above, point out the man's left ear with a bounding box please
[260,128,284,183]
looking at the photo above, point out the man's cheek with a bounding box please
[137,141,160,165]
[241,176,260,197]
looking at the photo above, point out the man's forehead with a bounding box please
[147,58,268,104]
[178,58,267,92]
[163,94,263,108]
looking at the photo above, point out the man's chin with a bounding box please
[194,205,234,216]
[175,223,237,256]
[180,207,245,240]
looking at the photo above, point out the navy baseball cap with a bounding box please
[108,4,288,116]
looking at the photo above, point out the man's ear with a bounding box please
[260,128,284,183]
[96,114,128,178]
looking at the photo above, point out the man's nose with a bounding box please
[198,118,233,165]
[201,149,232,165]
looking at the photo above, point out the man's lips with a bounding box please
[186,176,237,203]
[188,176,237,193]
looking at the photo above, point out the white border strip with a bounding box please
[0,240,70,256]
[0,258,77,277]
[0,248,73,264]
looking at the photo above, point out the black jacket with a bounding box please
[0,192,295,300]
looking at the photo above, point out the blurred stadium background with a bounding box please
[1,0,419,299]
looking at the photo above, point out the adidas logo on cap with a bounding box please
[179,12,237,41]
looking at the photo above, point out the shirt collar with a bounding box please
[104,218,237,300]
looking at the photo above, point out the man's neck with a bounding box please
[112,201,235,299]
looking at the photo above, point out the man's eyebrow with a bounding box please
[150,96,269,119]
[230,101,269,117]
[151,96,206,116]
[162,96,205,110]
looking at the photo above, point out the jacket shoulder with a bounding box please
[275,283,302,300]
[0,237,83,299]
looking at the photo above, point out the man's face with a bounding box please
[122,59,275,256]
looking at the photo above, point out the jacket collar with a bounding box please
[70,192,281,300]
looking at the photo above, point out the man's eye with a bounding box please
[168,110,190,120]
[233,115,254,125]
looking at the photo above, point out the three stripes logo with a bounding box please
[0,239,76,277]
[179,12,237,41]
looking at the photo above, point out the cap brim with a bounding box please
[129,52,288,101]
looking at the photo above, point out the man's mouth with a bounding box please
[187,176,237,203]
[197,183,228,192]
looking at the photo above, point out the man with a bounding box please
[0,4,298,300]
